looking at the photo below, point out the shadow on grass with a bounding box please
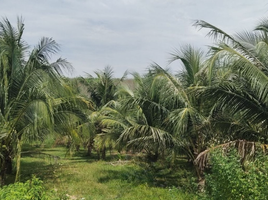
[64,151,125,164]
[97,159,197,190]
[19,158,59,183]
[98,166,156,186]
[5,158,58,185]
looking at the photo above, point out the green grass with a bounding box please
[16,145,198,200]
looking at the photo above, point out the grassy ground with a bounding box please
[14,145,198,200]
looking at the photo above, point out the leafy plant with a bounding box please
[0,176,66,200]
[203,149,268,199]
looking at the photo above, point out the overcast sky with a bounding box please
[1,0,268,77]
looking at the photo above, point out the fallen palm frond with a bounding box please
[194,140,266,173]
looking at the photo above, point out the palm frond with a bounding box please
[118,124,174,149]
[194,140,258,173]
[169,45,205,87]
[34,37,60,62]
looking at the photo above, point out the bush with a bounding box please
[0,176,63,200]
[203,149,268,199]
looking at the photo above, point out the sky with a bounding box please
[1,0,268,77]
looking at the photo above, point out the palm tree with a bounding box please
[75,66,127,159]
[191,19,268,175]
[0,17,87,184]
[194,19,268,141]
[116,71,176,162]
[84,66,126,108]
[150,64,211,177]
[107,53,209,167]
[57,77,95,154]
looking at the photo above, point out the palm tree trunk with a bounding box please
[15,139,22,182]
[101,146,106,160]
[0,159,6,186]
[0,150,12,186]
[5,154,12,175]
[87,145,92,156]
[87,138,94,156]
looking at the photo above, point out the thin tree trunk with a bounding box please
[194,163,202,181]
[0,158,6,186]
[101,146,106,160]
[87,145,92,156]
[15,139,22,182]
[5,155,12,175]
[0,150,12,186]
[87,138,94,156]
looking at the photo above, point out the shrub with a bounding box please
[0,176,62,200]
[203,149,268,199]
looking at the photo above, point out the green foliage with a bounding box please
[203,149,268,199]
[0,176,63,200]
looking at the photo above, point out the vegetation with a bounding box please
[1,15,268,199]
[202,149,268,199]
[0,176,57,200]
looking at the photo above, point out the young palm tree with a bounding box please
[149,62,212,177]
[191,19,268,174]
[57,77,95,154]
[194,19,268,141]
[75,67,127,159]
[116,71,176,162]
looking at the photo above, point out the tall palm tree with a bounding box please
[0,17,87,184]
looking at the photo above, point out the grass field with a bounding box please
[13,145,198,200]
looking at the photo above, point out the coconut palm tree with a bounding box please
[84,66,126,108]
[193,19,268,141]
[75,66,127,159]
[115,71,176,162]
[190,19,268,175]
[57,77,95,154]
[0,17,89,184]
